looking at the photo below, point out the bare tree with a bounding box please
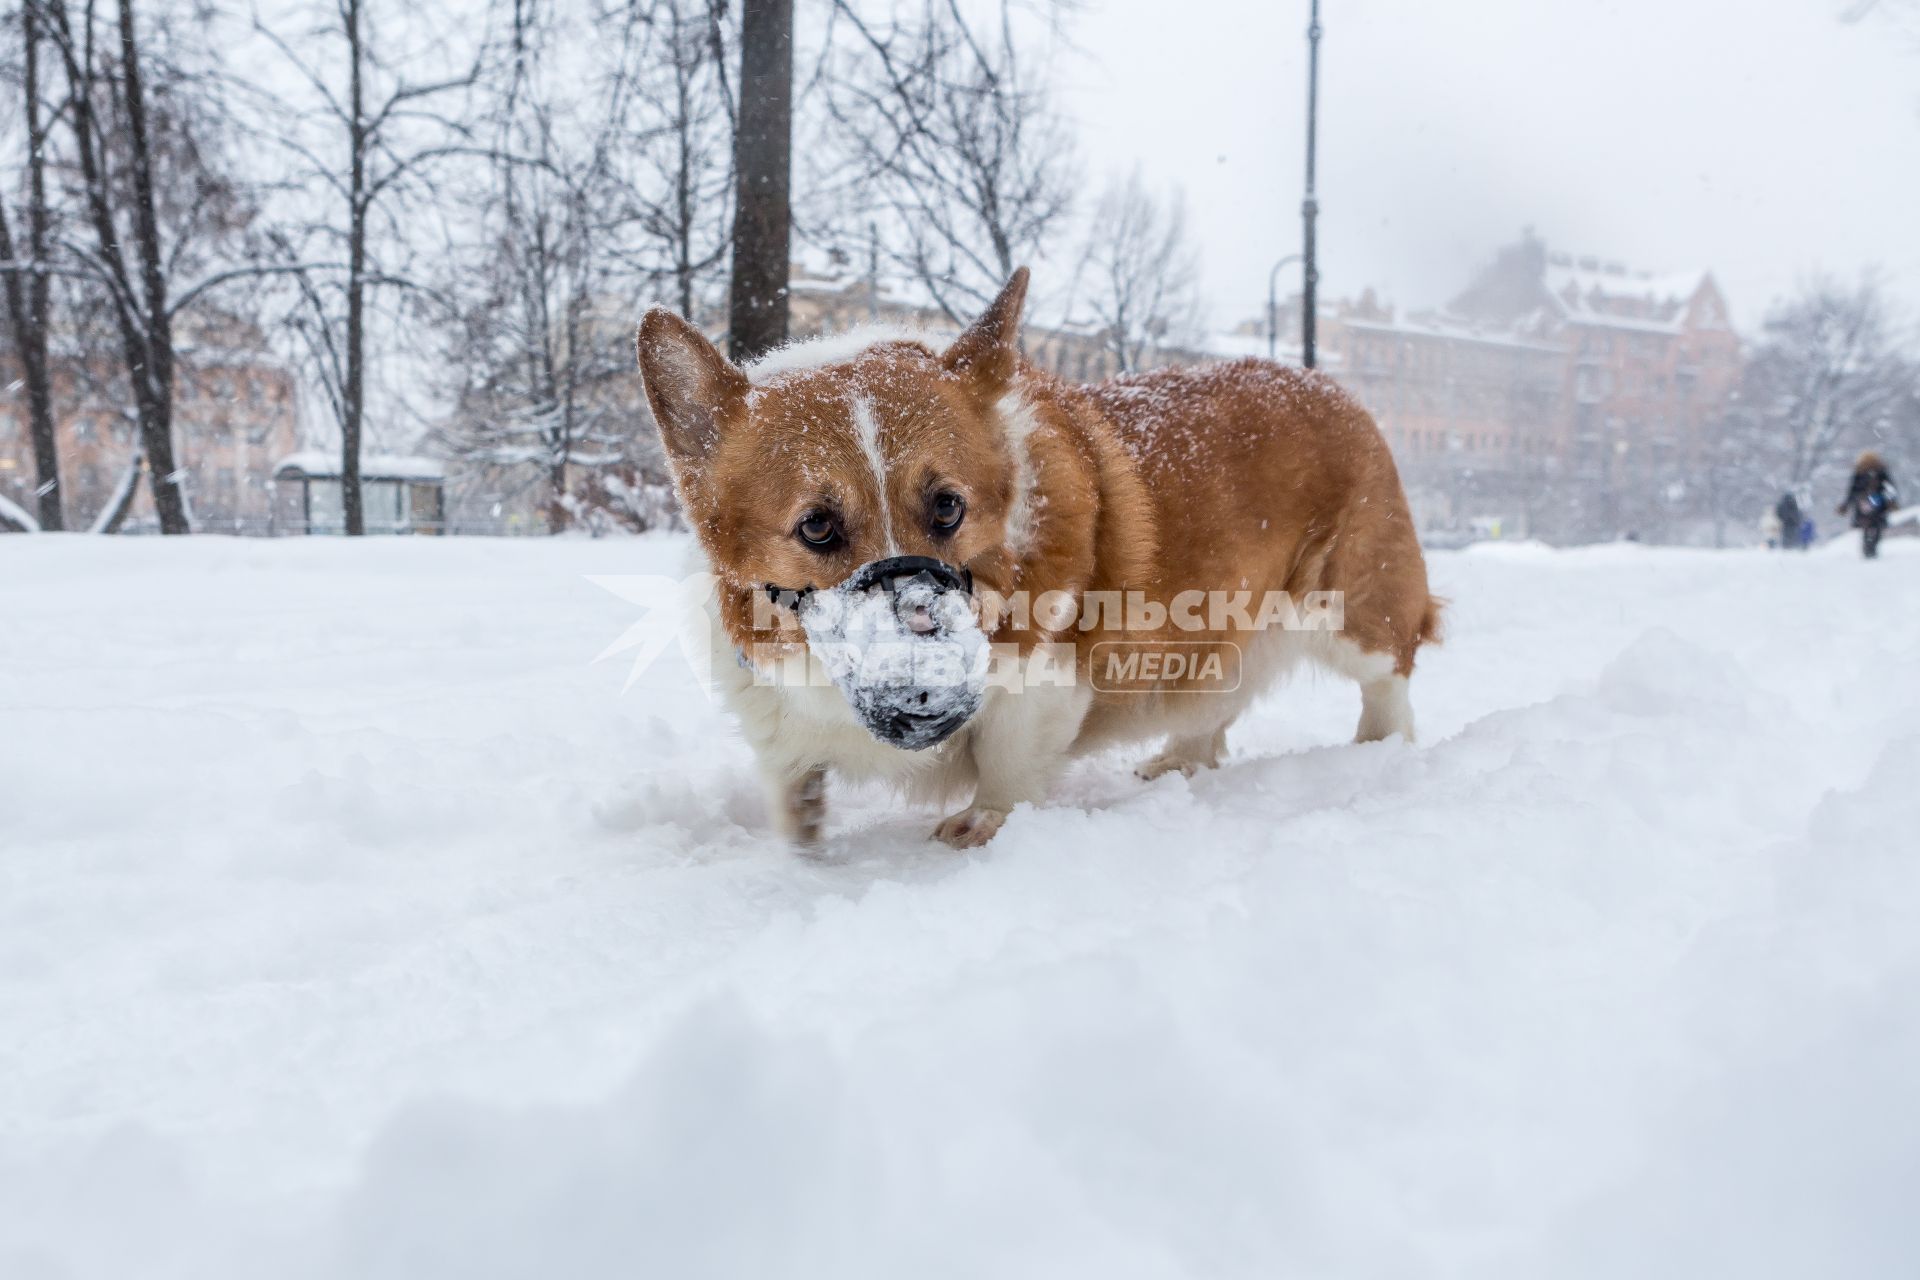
[595,0,738,322]
[1739,278,1911,491]
[0,1,63,529]
[38,0,225,533]
[1697,392,1769,547]
[49,275,150,533]
[819,0,1075,325]
[437,0,679,532]
[249,0,488,535]
[1074,169,1202,373]
[13,2,325,537]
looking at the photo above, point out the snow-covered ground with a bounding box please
[3,533,1918,1278]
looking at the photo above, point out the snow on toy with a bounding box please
[795,555,989,751]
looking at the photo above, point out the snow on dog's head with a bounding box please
[635,270,1033,748]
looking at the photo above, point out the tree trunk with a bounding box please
[116,0,189,534]
[0,209,61,535]
[46,0,189,533]
[0,7,63,530]
[342,0,368,536]
[727,0,791,362]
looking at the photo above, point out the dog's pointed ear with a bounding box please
[636,308,750,466]
[943,267,1029,391]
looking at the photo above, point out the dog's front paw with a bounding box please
[1135,751,1221,782]
[932,806,1006,849]
[1134,731,1226,782]
[770,766,828,849]
[1134,754,1202,782]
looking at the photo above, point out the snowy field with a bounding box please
[3,532,1918,1279]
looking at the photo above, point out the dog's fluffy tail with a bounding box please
[1417,595,1447,648]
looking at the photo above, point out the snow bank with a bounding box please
[2,536,1917,1277]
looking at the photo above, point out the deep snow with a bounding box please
[2,533,1918,1278]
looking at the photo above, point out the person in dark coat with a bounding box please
[1836,451,1899,559]
[1774,492,1803,551]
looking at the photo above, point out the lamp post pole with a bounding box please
[1267,254,1302,361]
[1301,0,1322,369]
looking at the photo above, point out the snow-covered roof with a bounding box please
[1562,311,1687,336]
[1342,315,1565,354]
[787,272,877,299]
[1187,330,1339,367]
[1193,330,1286,361]
[1542,259,1711,333]
[273,451,446,482]
[1546,263,1706,307]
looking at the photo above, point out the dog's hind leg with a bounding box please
[1324,636,1416,744]
[1355,674,1415,743]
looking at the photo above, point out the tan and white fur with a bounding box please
[635,269,1441,850]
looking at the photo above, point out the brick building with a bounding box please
[0,312,300,532]
[1451,233,1741,538]
[787,259,1137,384]
[793,235,1744,542]
[1315,291,1566,533]
[1256,233,1744,542]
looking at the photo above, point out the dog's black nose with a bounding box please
[844,555,972,598]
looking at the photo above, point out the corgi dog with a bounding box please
[635,268,1440,850]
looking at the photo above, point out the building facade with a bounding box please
[0,313,300,533]
[1257,234,1744,542]
[791,236,1743,543]
[787,260,1139,384]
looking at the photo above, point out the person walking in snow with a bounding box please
[1774,492,1803,551]
[1836,451,1899,559]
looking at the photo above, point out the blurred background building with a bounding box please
[3,234,1742,544]
[0,312,300,534]
[1247,231,1743,542]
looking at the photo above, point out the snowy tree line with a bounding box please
[3,1,1913,542]
[0,0,1201,535]
[1699,279,1917,544]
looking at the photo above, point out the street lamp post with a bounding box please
[1267,254,1302,361]
[1301,0,1322,369]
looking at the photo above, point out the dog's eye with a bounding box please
[796,512,840,549]
[930,491,966,534]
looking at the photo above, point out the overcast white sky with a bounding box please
[1056,0,1920,333]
